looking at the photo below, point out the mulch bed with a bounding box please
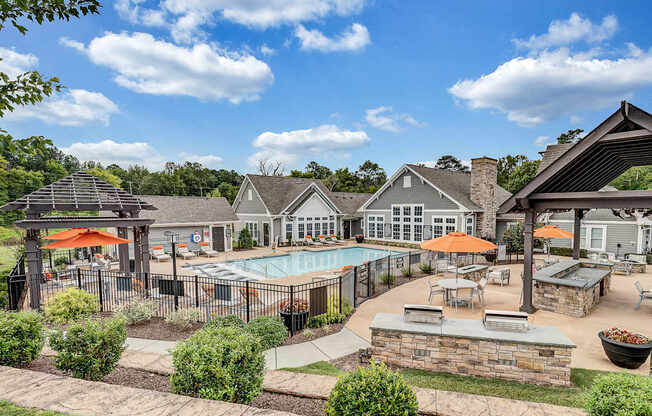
[283,313,352,346]
[124,317,203,342]
[330,351,368,372]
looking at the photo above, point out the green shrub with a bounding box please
[303,329,314,339]
[380,272,395,285]
[401,267,412,277]
[44,288,100,324]
[327,294,353,316]
[116,299,157,325]
[170,326,265,404]
[49,317,127,381]
[549,246,588,258]
[238,227,253,249]
[165,307,201,328]
[246,316,288,350]
[203,314,245,330]
[326,362,418,416]
[0,311,45,367]
[585,372,652,416]
[307,312,347,329]
[419,263,433,274]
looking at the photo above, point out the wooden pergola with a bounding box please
[499,101,652,313]
[0,171,157,309]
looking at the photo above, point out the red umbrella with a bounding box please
[42,230,130,249]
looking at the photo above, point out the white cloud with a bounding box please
[570,115,583,125]
[448,46,652,126]
[534,135,551,147]
[260,44,276,56]
[5,89,118,126]
[115,0,366,44]
[513,13,618,51]
[295,23,370,52]
[0,47,38,77]
[249,124,369,166]
[365,106,425,132]
[62,32,274,104]
[179,152,224,168]
[62,140,168,170]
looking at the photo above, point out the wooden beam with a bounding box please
[529,190,652,210]
[599,129,652,143]
[14,217,155,230]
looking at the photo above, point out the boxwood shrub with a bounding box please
[326,362,418,416]
[307,312,347,329]
[245,316,288,350]
[0,311,45,367]
[170,326,265,404]
[49,316,127,381]
[585,372,652,416]
[44,288,99,324]
[203,314,246,330]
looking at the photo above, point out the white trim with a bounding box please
[431,215,458,238]
[290,189,338,217]
[151,221,238,228]
[549,219,637,225]
[281,182,342,215]
[232,175,272,216]
[236,213,271,217]
[424,209,468,213]
[582,224,607,252]
[359,164,469,211]
[209,224,232,252]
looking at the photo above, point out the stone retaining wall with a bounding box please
[371,329,573,387]
[533,275,611,317]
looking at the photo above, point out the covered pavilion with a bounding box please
[0,171,157,309]
[499,101,652,312]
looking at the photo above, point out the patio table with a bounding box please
[456,265,488,281]
[438,278,477,307]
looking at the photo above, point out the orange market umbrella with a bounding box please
[44,228,93,240]
[42,230,130,249]
[534,225,573,258]
[420,232,497,282]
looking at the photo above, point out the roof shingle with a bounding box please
[136,195,238,224]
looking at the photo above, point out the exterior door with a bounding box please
[212,226,225,252]
[343,220,351,239]
[263,223,270,246]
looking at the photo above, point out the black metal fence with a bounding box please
[7,267,348,335]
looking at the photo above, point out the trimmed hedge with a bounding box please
[0,311,45,367]
[44,288,99,324]
[49,317,127,381]
[326,362,418,416]
[585,372,652,416]
[170,326,265,404]
[549,247,588,258]
[307,312,347,329]
[203,314,246,330]
[245,316,288,350]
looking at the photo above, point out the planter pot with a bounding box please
[355,235,364,243]
[280,310,308,332]
[598,331,652,369]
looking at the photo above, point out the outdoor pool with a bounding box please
[214,247,398,279]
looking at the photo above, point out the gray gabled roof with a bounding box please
[135,195,238,224]
[329,192,373,215]
[548,208,636,222]
[406,164,512,211]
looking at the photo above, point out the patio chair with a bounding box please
[613,261,632,276]
[449,287,474,312]
[176,244,197,259]
[626,254,647,264]
[151,246,171,262]
[319,235,336,245]
[487,268,510,286]
[199,242,219,258]
[634,281,652,310]
[426,276,445,304]
[330,234,344,244]
[475,277,488,305]
[91,253,110,271]
[238,286,278,315]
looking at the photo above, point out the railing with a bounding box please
[6,254,26,311]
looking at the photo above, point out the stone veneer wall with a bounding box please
[470,157,497,240]
[371,329,573,387]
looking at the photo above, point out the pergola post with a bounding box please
[24,227,42,310]
[117,211,130,273]
[572,209,584,260]
[520,208,536,313]
[140,225,150,274]
[133,226,142,274]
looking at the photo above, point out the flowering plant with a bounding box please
[279,298,309,313]
[602,327,650,345]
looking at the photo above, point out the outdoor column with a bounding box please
[133,226,142,274]
[117,211,130,273]
[24,228,41,310]
[140,225,150,274]
[572,209,584,260]
[520,208,536,313]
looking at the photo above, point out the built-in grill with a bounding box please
[404,304,444,324]
[483,309,529,332]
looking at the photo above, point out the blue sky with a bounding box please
[2,0,652,174]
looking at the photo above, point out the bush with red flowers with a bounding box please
[279,298,308,313]
[602,328,649,345]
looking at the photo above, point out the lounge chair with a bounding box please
[487,267,510,286]
[91,253,110,271]
[319,235,336,245]
[151,246,171,262]
[199,242,219,258]
[176,244,197,259]
[306,235,322,246]
[330,234,344,244]
[634,281,652,310]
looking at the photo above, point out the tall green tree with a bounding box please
[356,160,386,193]
[434,155,469,172]
[609,166,652,190]
[505,159,540,194]
[497,155,528,189]
[305,161,332,180]
[556,129,584,144]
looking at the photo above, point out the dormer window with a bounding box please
[403,175,411,188]
[247,189,252,201]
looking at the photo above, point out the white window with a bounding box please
[414,224,423,242]
[245,222,258,243]
[247,189,252,201]
[403,223,411,241]
[286,223,292,241]
[581,226,606,251]
[392,223,401,240]
[368,216,376,238]
[432,216,457,238]
[298,223,305,238]
[329,222,335,236]
[377,218,384,239]
[445,217,457,235]
[392,206,401,223]
[391,204,424,241]
[466,216,474,236]
[414,206,423,222]
[307,223,313,237]
[315,223,321,236]
[403,175,411,188]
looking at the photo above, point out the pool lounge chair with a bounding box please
[330,234,345,244]
[199,242,219,258]
[319,235,336,245]
[305,235,322,246]
[176,244,197,259]
[151,246,171,262]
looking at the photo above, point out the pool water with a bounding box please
[225,247,397,278]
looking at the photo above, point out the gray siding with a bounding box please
[235,181,267,214]
[351,219,363,236]
[497,219,520,242]
[234,214,269,245]
[366,170,459,210]
[547,220,639,254]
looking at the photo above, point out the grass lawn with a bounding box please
[0,402,71,416]
[0,225,22,244]
[282,362,621,409]
[0,245,18,272]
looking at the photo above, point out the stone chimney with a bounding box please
[470,157,497,240]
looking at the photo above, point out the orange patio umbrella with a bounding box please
[420,232,497,281]
[534,225,573,258]
[42,229,130,249]
[44,228,93,240]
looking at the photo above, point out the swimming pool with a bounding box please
[189,247,398,280]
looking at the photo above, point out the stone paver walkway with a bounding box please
[0,366,298,416]
[264,370,587,416]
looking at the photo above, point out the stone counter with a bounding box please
[370,313,576,387]
[533,261,611,317]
